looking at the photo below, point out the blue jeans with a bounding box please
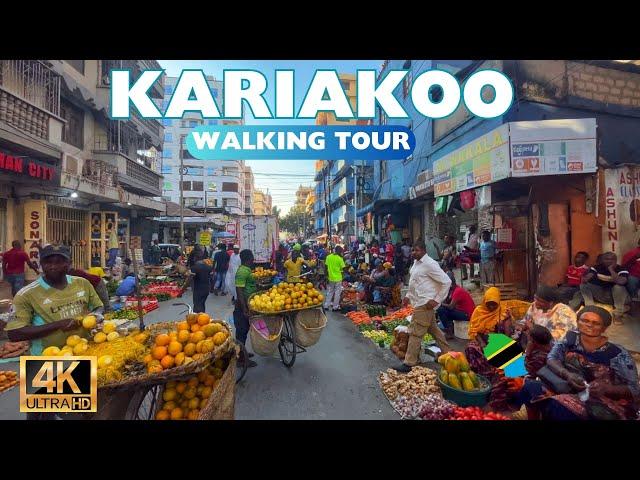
[214,271,226,291]
[626,275,640,297]
[436,306,469,330]
[233,305,250,345]
[5,273,25,296]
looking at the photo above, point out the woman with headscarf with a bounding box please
[467,287,513,341]
[519,306,639,420]
[519,285,577,347]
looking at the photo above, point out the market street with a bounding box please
[0,291,401,420]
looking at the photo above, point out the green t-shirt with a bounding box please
[325,253,346,283]
[235,265,257,300]
[7,275,103,353]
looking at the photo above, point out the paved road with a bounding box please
[0,289,401,420]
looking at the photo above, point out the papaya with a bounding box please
[439,368,449,385]
[437,352,450,366]
[458,355,470,373]
[445,357,460,374]
[448,373,462,390]
[468,371,480,388]
[461,377,475,392]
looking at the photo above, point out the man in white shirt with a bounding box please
[395,241,452,373]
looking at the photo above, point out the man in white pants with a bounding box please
[324,245,346,311]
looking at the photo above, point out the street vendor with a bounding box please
[234,249,257,368]
[284,249,313,283]
[519,285,577,346]
[6,244,104,355]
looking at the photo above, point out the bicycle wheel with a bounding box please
[278,316,297,368]
[236,343,249,384]
[125,384,161,420]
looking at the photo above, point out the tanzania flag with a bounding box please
[483,333,527,378]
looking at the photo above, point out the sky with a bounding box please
[158,60,381,214]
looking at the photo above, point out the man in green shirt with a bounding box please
[324,245,347,311]
[7,244,104,355]
[234,249,257,368]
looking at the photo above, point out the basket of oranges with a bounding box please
[100,312,234,390]
[248,282,325,315]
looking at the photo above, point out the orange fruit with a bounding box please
[190,324,201,333]
[169,332,178,341]
[192,353,203,362]
[152,346,167,360]
[148,363,163,374]
[317,294,324,302]
[202,324,216,337]
[184,387,197,399]
[184,343,196,357]
[187,409,200,420]
[200,386,212,399]
[170,407,184,420]
[199,397,208,409]
[204,375,215,387]
[155,410,170,420]
[177,321,190,331]
[198,371,208,383]
[187,377,199,388]
[168,341,182,356]
[175,382,187,394]
[306,282,313,289]
[188,397,200,410]
[177,330,190,343]
[197,313,210,326]
[155,334,171,347]
[163,388,177,402]
[160,355,175,369]
[143,354,153,364]
[175,352,186,366]
[190,331,205,344]
[162,400,177,411]
[180,399,190,410]
[186,313,199,325]
[200,339,214,353]
[195,340,205,353]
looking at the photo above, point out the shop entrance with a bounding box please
[47,205,89,270]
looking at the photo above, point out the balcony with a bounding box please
[130,108,162,141]
[93,145,162,197]
[0,60,61,141]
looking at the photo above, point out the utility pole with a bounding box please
[179,147,184,249]
[353,164,357,241]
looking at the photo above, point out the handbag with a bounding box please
[536,365,573,394]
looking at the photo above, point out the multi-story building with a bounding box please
[0,59,165,271]
[160,76,246,217]
[295,185,313,209]
[253,189,270,215]
[244,165,254,215]
[314,74,373,238]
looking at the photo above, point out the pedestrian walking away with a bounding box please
[324,245,348,311]
[395,241,452,373]
[1,240,39,296]
[212,243,230,296]
[190,250,213,314]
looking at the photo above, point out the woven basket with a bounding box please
[249,316,283,356]
[502,300,531,321]
[199,352,236,420]
[294,308,327,347]
[99,320,233,390]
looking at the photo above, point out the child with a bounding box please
[559,251,590,306]
[479,230,497,284]
[524,324,553,378]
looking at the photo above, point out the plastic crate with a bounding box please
[437,374,491,407]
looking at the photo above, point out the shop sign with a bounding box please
[226,223,237,236]
[199,231,212,246]
[603,166,640,255]
[410,169,434,199]
[23,200,47,273]
[510,118,597,177]
[433,124,510,197]
[0,152,59,182]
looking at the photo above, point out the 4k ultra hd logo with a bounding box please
[20,356,97,413]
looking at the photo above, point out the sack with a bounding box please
[536,366,572,394]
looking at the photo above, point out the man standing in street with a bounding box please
[234,249,257,368]
[150,239,162,266]
[190,249,213,313]
[395,241,451,373]
[1,241,39,296]
[212,243,230,296]
[225,245,242,303]
[323,245,347,311]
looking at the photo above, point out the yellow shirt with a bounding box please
[284,258,306,283]
[88,267,106,278]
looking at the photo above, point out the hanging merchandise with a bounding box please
[496,219,516,249]
[435,196,448,215]
[460,190,476,210]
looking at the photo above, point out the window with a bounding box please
[162,196,172,202]
[222,182,238,192]
[165,85,174,95]
[184,198,198,207]
[190,120,199,128]
[163,181,172,191]
[207,119,218,126]
[340,80,351,91]
[377,106,387,126]
[161,165,173,174]
[208,182,217,191]
[164,133,173,143]
[223,168,238,177]
[60,99,84,149]
[192,181,204,191]
[206,167,217,176]
[182,181,191,191]
[212,89,219,98]
[162,118,173,126]
[402,70,413,100]
[65,60,85,75]
[185,166,203,176]
[208,198,218,207]
[223,198,238,207]
[162,148,173,159]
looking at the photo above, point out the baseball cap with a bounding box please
[233,244,240,249]
[40,244,71,260]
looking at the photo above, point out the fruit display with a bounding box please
[142,282,185,298]
[154,359,227,420]
[437,351,485,392]
[365,305,387,318]
[346,306,414,326]
[104,309,140,321]
[362,330,390,345]
[249,282,324,313]
[143,313,230,374]
[0,371,18,393]
[378,366,440,400]
[449,406,511,421]
[0,341,29,359]
[253,267,277,278]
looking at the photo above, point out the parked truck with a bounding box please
[236,215,279,266]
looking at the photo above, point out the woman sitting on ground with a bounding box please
[519,285,577,347]
[519,306,639,420]
[467,286,513,343]
[363,262,394,303]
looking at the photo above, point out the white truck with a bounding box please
[236,215,279,265]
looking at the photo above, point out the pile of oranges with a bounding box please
[253,267,278,278]
[143,313,229,373]
[154,360,226,420]
[249,282,324,313]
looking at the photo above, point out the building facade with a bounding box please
[0,59,165,273]
[244,165,254,215]
[253,189,271,215]
[160,76,246,217]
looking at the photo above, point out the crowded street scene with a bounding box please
[1,58,640,421]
